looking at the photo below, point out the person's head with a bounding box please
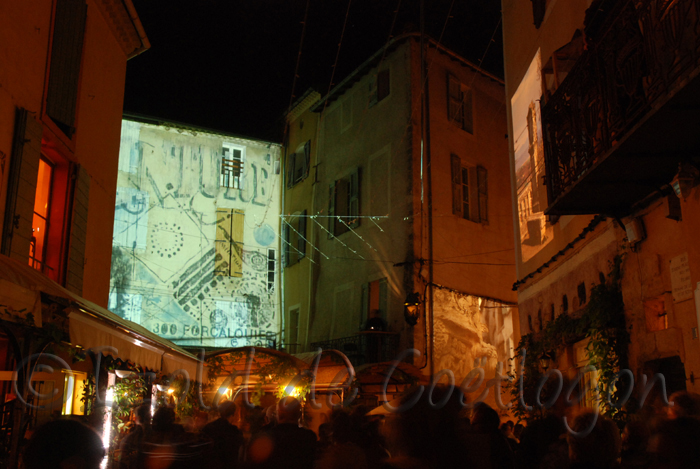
[567,411,621,468]
[134,403,150,426]
[471,402,500,433]
[513,422,524,438]
[264,404,277,425]
[218,400,237,423]
[194,411,208,429]
[667,391,700,420]
[277,396,302,424]
[24,419,104,469]
[152,406,176,431]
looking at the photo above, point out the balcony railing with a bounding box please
[311,331,399,368]
[542,0,700,213]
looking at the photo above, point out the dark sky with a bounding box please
[123,0,503,141]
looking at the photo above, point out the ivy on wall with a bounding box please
[509,255,631,424]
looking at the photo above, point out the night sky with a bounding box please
[123,0,503,141]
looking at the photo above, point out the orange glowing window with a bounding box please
[29,159,54,272]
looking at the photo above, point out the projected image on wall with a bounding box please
[511,50,552,262]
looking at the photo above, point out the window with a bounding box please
[214,209,244,277]
[577,282,587,306]
[450,155,487,223]
[329,168,361,236]
[369,69,390,106]
[268,249,276,292]
[361,278,389,325]
[62,370,87,415]
[46,0,87,139]
[283,211,306,267]
[447,73,473,133]
[220,144,245,189]
[286,141,310,188]
[29,159,54,273]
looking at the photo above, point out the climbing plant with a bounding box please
[509,255,631,424]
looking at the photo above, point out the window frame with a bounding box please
[328,168,361,237]
[447,73,474,134]
[369,68,391,107]
[283,210,307,267]
[450,154,487,223]
[220,143,246,190]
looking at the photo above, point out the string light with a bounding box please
[312,217,365,259]
[282,218,330,260]
[337,217,378,252]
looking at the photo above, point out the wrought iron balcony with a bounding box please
[542,0,700,215]
[311,331,399,368]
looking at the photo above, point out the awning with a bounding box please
[0,254,200,377]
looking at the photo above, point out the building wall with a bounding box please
[502,0,700,395]
[0,0,141,307]
[311,41,414,347]
[283,91,321,353]
[414,41,519,394]
[111,119,283,348]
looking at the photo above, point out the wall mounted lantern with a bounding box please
[404,292,422,326]
[539,350,556,372]
[671,163,697,199]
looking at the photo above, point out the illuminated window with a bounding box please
[62,370,87,415]
[29,159,54,273]
[220,144,245,189]
[447,73,473,133]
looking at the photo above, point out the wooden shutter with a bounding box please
[464,88,474,134]
[215,209,232,276]
[230,209,244,277]
[447,74,463,127]
[379,278,388,320]
[348,168,361,228]
[297,210,306,260]
[335,178,350,235]
[450,154,462,217]
[328,182,336,238]
[369,75,378,107]
[2,109,43,262]
[468,167,479,222]
[477,166,488,223]
[377,69,390,101]
[46,0,87,137]
[65,165,90,295]
[283,222,291,267]
[303,141,311,179]
[286,152,296,188]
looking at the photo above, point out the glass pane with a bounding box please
[34,159,53,218]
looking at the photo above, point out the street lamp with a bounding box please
[404,292,422,326]
[670,163,697,199]
[539,351,555,372]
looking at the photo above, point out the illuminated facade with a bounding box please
[502,0,700,398]
[282,35,519,406]
[110,116,283,348]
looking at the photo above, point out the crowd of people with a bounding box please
[20,387,700,469]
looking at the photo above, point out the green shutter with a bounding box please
[477,166,488,223]
[348,168,361,228]
[297,210,306,260]
[2,109,43,262]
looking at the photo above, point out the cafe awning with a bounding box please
[0,254,200,377]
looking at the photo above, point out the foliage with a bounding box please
[508,255,630,424]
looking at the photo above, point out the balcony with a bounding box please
[311,331,399,368]
[542,0,700,215]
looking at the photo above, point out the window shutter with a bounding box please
[303,141,311,179]
[65,165,90,296]
[230,209,245,277]
[348,168,361,228]
[286,152,296,188]
[477,166,488,223]
[464,88,474,134]
[377,69,390,101]
[328,182,336,238]
[297,210,307,260]
[2,109,43,262]
[450,154,462,217]
[336,179,350,235]
[283,222,291,267]
[361,283,369,327]
[46,0,87,138]
[447,74,463,126]
[369,76,378,107]
[215,209,232,276]
[379,278,388,320]
[468,167,479,222]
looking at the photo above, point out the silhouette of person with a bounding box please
[23,419,105,469]
[201,400,244,469]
